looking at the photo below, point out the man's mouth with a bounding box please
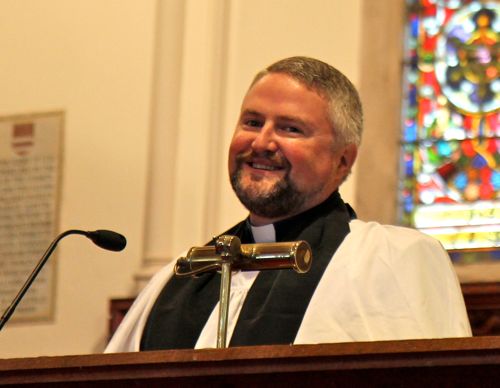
[235,151,289,175]
[248,162,283,171]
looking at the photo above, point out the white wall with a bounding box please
[0,0,363,358]
[0,0,156,357]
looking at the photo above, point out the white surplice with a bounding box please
[105,220,471,353]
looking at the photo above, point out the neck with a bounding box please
[249,213,286,226]
[248,190,342,227]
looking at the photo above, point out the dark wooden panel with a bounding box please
[0,337,499,387]
[109,282,500,337]
[462,282,500,336]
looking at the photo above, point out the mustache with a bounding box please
[235,150,289,168]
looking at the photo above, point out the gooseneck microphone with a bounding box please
[85,230,127,252]
[0,229,126,331]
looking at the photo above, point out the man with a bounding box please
[106,57,471,352]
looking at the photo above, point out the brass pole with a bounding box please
[216,261,232,348]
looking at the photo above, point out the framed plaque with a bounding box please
[0,112,63,323]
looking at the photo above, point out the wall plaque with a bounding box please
[0,112,63,323]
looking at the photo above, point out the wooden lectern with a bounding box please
[0,337,499,387]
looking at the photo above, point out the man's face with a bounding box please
[228,73,356,225]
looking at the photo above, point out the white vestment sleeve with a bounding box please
[106,220,471,352]
[104,261,176,353]
[381,224,472,338]
[295,220,471,344]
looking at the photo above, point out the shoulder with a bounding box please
[338,219,449,271]
[347,219,444,253]
[349,219,438,242]
[319,220,471,340]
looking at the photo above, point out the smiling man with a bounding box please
[229,70,356,225]
[106,57,471,352]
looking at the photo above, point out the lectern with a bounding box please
[0,337,499,387]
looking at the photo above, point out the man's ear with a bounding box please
[340,144,357,170]
[336,144,358,183]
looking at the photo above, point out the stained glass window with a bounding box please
[400,0,499,262]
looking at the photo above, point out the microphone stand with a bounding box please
[0,230,86,331]
[0,229,126,331]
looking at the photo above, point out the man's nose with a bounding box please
[251,125,278,153]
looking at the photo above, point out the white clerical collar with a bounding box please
[250,223,276,243]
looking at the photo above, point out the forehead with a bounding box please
[241,73,331,119]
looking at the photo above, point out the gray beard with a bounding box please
[230,167,306,219]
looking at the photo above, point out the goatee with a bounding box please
[230,156,305,218]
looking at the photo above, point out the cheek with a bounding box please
[284,150,311,180]
[287,145,335,184]
[228,131,250,171]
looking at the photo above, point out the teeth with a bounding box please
[252,163,278,171]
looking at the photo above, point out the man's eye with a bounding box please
[282,126,302,134]
[244,119,262,128]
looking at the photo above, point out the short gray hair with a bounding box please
[251,56,363,146]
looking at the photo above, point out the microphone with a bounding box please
[86,230,127,251]
[0,229,127,331]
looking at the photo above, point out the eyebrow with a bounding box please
[240,109,311,128]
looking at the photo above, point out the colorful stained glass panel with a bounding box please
[400,0,499,258]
